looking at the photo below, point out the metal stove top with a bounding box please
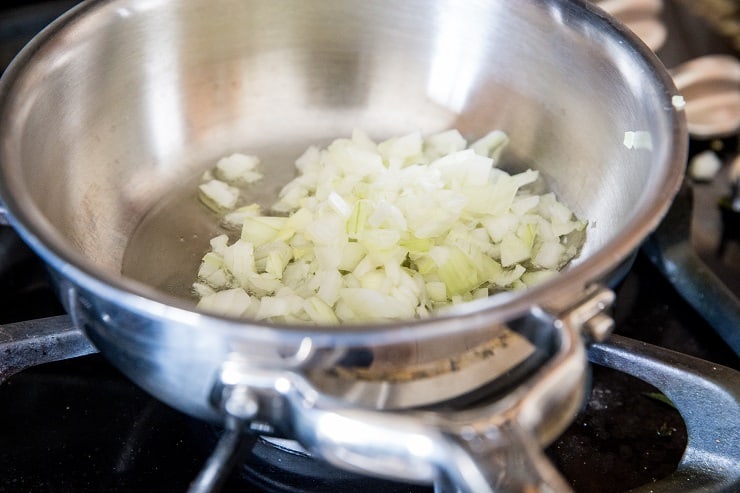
[0,1,738,492]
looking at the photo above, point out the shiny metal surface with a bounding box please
[0,0,686,490]
[210,307,587,493]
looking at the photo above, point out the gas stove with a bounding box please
[0,1,738,492]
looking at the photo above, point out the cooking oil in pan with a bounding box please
[121,152,293,301]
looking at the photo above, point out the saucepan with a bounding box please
[0,0,686,491]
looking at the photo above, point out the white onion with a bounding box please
[194,131,586,323]
[215,153,263,184]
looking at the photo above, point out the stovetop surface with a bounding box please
[1,1,738,492]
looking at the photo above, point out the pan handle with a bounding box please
[289,397,575,493]
[212,288,607,492]
[213,366,577,493]
[0,314,98,385]
[432,421,575,492]
[589,335,740,493]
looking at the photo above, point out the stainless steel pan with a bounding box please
[0,0,687,491]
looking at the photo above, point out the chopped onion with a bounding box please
[193,129,586,323]
[215,153,263,184]
[198,288,252,317]
[198,179,239,212]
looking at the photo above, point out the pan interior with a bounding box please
[3,1,676,312]
[118,138,537,302]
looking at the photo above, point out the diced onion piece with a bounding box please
[430,149,493,189]
[424,129,467,160]
[327,191,352,218]
[490,264,526,288]
[316,269,344,306]
[197,288,252,317]
[512,195,540,216]
[197,252,230,289]
[304,296,340,324]
[378,131,423,168]
[199,179,239,212]
[209,234,230,256]
[216,153,262,184]
[223,203,262,229]
[426,281,447,302]
[428,245,481,297]
[241,216,286,246]
[222,239,257,288]
[533,240,566,269]
[500,233,532,267]
[470,130,510,163]
[521,269,558,286]
[338,242,366,272]
[255,294,298,320]
[245,273,282,297]
[192,282,215,298]
[339,287,417,320]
